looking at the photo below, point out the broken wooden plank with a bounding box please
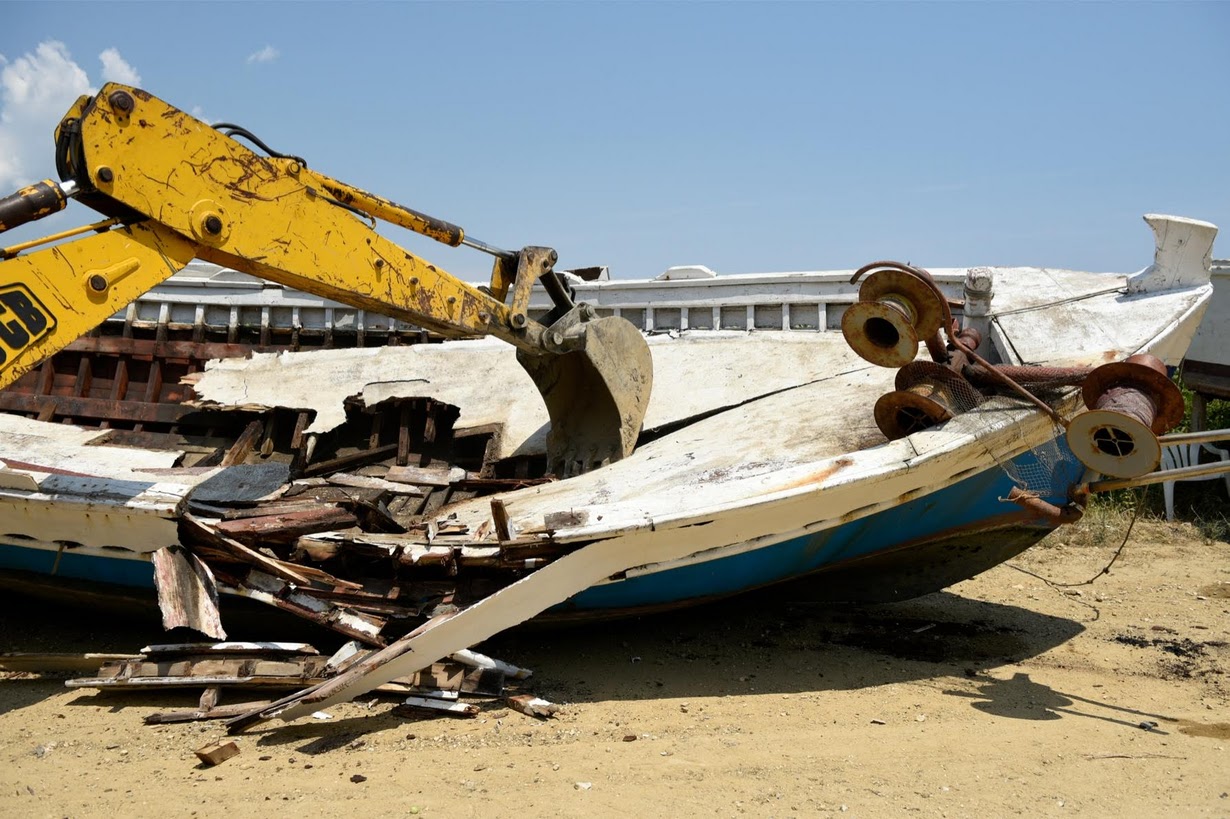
[396,544,454,569]
[454,476,554,492]
[180,514,313,585]
[73,654,329,685]
[216,570,388,646]
[345,496,408,534]
[390,661,506,697]
[385,464,467,487]
[303,444,397,478]
[150,546,226,640]
[69,674,316,689]
[139,642,319,657]
[411,688,459,701]
[506,693,560,719]
[220,420,264,467]
[324,641,367,675]
[451,649,533,681]
[195,740,240,766]
[395,696,479,718]
[199,686,221,712]
[0,653,141,673]
[146,700,273,725]
[213,506,358,545]
[292,536,343,562]
[294,590,417,618]
[226,610,457,732]
[220,500,324,521]
[325,473,415,494]
[490,498,515,541]
[267,561,358,590]
[227,525,721,728]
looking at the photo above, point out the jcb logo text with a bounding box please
[0,284,56,366]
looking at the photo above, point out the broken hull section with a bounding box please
[0,437,1083,616]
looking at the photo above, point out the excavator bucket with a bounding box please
[518,314,653,478]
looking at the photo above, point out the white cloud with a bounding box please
[0,41,92,190]
[246,45,279,65]
[98,47,141,85]
[0,41,146,192]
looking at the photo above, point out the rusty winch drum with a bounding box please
[1064,354,1184,479]
[874,360,985,440]
[841,268,947,368]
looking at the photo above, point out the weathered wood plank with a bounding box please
[0,653,141,673]
[180,515,313,585]
[385,465,467,487]
[395,697,479,718]
[65,335,265,361]
[213,506,358,544]
[150,546,226,640]
[216,569,388,646]
[325,472,414,494]
[220,420,264,467]
[490,498,514,541]
[140,642,319,657]
[0,392,195,425]
[145,700,273,725]
[195,740,240,766]
[303,444,397,478]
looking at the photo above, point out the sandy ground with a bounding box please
[1,521,1228,818]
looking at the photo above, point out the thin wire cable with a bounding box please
[1006,485,1146,589]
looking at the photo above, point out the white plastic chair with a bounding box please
[1161,442,1230,521]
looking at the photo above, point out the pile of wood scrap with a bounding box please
[62,640,553,726]
[153,453,569,649]
[61,382,602,741]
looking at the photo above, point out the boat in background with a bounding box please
[1180,257,1230,428]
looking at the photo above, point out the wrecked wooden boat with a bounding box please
[0,215,1218,665]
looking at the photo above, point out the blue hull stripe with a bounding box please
[0,440,1085,611]
[564,442,1085,610]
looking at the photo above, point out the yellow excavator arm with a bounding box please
[0,84,652,475]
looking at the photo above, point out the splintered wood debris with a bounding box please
[65,639,537,727]
[19,388,588,742]
[115,397,573,648]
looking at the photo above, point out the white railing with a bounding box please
[105,261,968,338]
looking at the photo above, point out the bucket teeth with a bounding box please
[518,314,653,478]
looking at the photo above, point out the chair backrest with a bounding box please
[1162,443,1201,471]
[1162,441,1230,477]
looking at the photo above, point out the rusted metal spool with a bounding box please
[1065,353,1184,478]
[874,361,984,440]
[842,267,947,368]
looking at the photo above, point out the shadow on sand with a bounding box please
[4,585,1095,733]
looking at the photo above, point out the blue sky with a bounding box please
[2,2,1227,280]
